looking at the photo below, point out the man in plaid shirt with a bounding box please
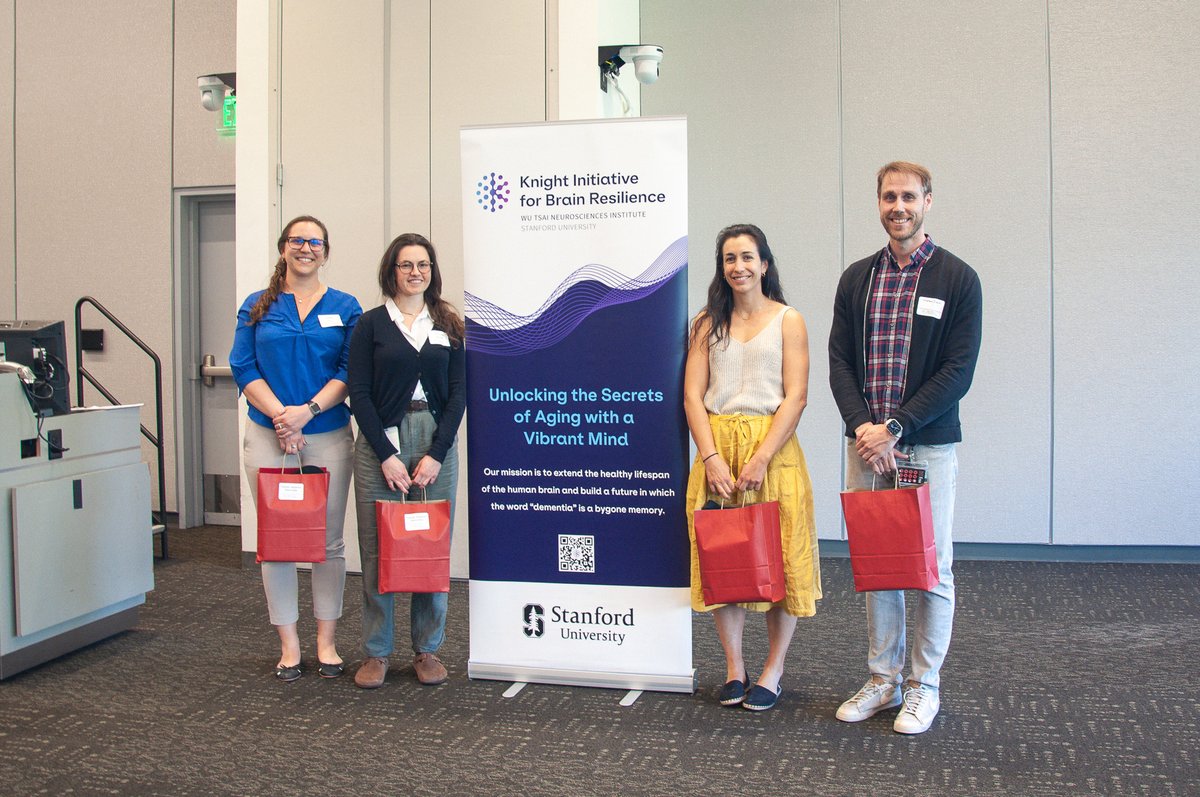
[828,162,983,734]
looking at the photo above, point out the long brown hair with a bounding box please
[248,215,331,324]
[689,223,785,349]
[376,233,465,347]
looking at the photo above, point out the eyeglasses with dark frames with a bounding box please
[396,261,432,273]
[286,236,326,251]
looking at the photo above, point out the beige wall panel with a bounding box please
[1049,1,1200,546]
[0,0,13,316]
[387,0,432,255]
[641,0,846,540]
[279,0,386,308]
[430,0,546,575]
[174,0,237,188]
[15,1,176,509]
[841,0,1053,544]
[429,0,545,305]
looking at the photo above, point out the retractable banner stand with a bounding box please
[461,117,693,692]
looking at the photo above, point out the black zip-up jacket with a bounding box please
[828,245,982,445]
[347,305,466,464]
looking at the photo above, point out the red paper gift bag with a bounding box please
[256,458,329,564]
[840,482,938,592]
[693,500,786,606]
[376,497,451,594]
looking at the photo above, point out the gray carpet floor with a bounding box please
[0,526,1196,796]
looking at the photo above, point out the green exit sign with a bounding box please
[220,94,236,135]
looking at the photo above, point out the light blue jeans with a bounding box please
[354,411,458,658]
[845,440,957,690]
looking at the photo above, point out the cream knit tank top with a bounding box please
[703,306,790,416]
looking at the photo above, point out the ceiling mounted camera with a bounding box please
[598,44,665,92]
[198,72,236,111]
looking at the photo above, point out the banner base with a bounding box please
[468,660,696,694]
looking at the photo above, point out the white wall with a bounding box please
[643,0,1197,548]
[237,0,550,572]
[1047,2,1200,545]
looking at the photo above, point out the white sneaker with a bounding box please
[893,683,940,734]
[835,679,902,722]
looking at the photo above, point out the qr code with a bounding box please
[558,534,595,573]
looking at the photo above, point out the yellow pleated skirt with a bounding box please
[686,414,822,616]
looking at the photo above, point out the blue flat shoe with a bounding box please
[717,679,750,706]
[743,683,782,711]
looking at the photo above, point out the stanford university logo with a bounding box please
[522,604,545,638]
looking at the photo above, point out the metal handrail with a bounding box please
[73,296,168,558]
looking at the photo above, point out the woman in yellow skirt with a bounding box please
[683,223,822,711]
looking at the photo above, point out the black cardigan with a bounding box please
[828,246,983,445]
[347,305,466,464]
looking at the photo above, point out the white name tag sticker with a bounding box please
[404,512,431,531]
[916,297,945,319]
[318,314,343,327]
[278,482,305,501]
[428,330,451,347]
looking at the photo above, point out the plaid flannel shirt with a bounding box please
[863,235,937,424]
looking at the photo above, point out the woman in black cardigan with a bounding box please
[347,233,466,689]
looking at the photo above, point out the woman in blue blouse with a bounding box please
[347,232,465,689]
[230,215,362,682]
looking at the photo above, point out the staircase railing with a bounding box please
[73,296,168,558]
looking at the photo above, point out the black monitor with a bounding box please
[0,320,72,416]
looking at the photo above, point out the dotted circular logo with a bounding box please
[476,172,510,212]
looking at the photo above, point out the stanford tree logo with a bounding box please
[522,604,545,638]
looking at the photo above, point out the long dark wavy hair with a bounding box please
[376,232,465,347]
[248,215,330,324]
[690,223,785,348]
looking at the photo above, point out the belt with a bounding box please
[407,400,430,412]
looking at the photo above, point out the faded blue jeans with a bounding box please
[354,411,458,658]
[845,440,957,690]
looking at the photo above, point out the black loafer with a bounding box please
[743,683,782,711]
[717,679,750,706]
[274,660,303,682]
[318,661,345,679]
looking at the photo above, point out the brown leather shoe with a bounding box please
[413,653,447,685]
[354,656,389,689]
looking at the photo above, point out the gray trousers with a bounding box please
[244,420,353,625]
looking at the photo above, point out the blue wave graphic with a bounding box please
[465,235,687,356]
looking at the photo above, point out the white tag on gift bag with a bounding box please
[278,482,305,501]
[404,511,431,531]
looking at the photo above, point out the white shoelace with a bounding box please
[852,681,891,704]
[900,686,928,714]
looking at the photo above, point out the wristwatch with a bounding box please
[885,418,903,438]
[307,400,322,417]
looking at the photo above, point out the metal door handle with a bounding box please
[200,353,233,387]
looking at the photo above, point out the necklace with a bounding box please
[288,285,323,304]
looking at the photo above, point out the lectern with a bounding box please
[0,372,154,678]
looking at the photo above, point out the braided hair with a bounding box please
[248,215,331,324]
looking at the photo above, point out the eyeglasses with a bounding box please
[286,236,326,251]
[397,261,432,273]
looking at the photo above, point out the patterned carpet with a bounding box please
[0,526,1195,796]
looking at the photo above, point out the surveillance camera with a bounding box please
[618,45,663,85]
[198,73,236,112]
